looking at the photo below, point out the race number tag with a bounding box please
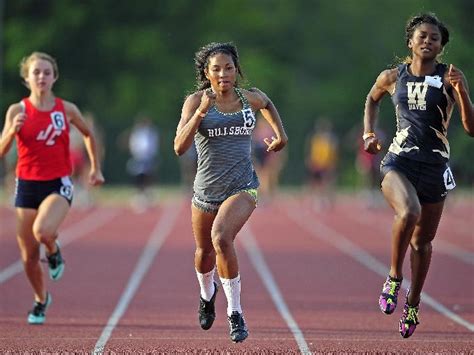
[60,176,74,201]
[50,111,66,130]
[424,75,443,89]
[242,108,256,129]
[443,167,456,190]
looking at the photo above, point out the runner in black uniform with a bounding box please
[363,13,473,338]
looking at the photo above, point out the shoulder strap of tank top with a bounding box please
[235,87,250,109]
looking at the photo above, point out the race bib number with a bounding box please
[242,108,256,129]
[51,111,66,130]
[60,177,74,201]
[443,167,456,190]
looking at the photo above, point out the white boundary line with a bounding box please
[240,225,311,355]
[433,239,474,265]
[93,203,181,355]
[0,208,119,285]
[284,205,474,333]
[344,206,474,265]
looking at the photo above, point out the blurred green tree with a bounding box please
[1,0,472,187]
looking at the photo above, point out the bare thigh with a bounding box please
[33,193,70,241]
[16,208,40,261]
[212,192,256,241]
[381,170,420,216]
[192,205,216,251]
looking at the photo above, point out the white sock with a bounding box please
[220,274,242,316]
[196,267,216,301]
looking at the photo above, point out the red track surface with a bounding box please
[0,193,473,353]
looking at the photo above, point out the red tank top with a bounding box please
[16,97,72,180]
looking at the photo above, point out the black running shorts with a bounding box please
[380,152,455,204]
[15,177,74,209]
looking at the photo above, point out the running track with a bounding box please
[0,193,472,353]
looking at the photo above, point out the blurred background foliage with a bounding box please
[1,0,473,187]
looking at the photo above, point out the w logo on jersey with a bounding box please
[407,82,428,111]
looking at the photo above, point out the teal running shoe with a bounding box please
[28,292,52,325]
[47,241,65,281]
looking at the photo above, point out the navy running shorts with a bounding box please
[380,152,455,204]
[15,177,74,209]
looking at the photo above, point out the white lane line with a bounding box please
[344,206,474,265]
[0,208,119,285]
[240,225,311,355]
[434,239,474,265]
[93,202,181,355]
[284,205,474,333]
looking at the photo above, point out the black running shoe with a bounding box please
[228,311,248,343]
[198,282,218,330]
[46,241,65,281]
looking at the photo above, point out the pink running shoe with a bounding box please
[399,299,420,338]
[378,276,402,314]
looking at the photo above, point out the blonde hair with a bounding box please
[19,52,59,80]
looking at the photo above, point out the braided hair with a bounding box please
[405,13,450,47]
[194,42,244,91]
[401,13,450,64]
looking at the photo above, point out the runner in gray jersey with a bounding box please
[174,42,287,343]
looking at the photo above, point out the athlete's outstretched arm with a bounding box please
[247,88,288,152]
[448,64,474,136]
[65,101,104,186]
[363,68,397,154]
[0,104,24,157]
[174,90,216,156]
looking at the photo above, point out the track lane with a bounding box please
[0,206,164,352]
[1,194,472,353]
[104,200,305,353]
[281,197,473,352]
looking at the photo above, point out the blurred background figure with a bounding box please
[0,144,17,206]
[305,118,339,210]
[178,140,197,194]
[252,117,287,204]
[70,111,105,208]
[126,114,159,212]
[355,127,386,209]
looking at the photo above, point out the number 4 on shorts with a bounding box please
[443,167,456,190]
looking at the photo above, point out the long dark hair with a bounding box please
[194,42,244,90]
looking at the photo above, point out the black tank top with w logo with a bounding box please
[389,63,454,163]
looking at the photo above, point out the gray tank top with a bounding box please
[193,88,260,202]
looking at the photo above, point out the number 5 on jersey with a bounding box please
[242,108,256,129]
[37,111,66,146]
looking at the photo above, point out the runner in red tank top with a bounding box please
[16,97,72,180]
[0,52,105,325]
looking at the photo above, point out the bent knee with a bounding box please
[397,207,421,226]
[410,240,433,254]
[32,223,57,244]
[211,233,233,255]
[195,246,215,260]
